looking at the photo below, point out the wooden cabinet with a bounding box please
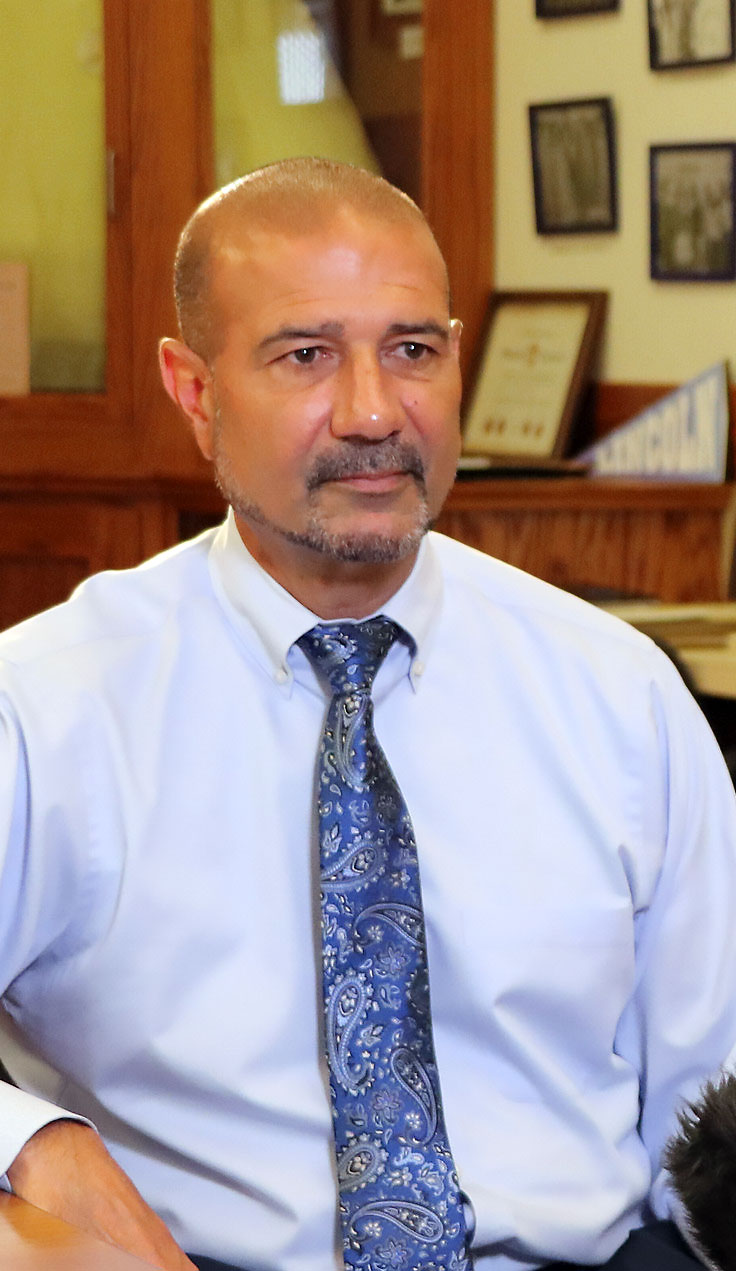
[0,0,492,628]
[437,478,736,603]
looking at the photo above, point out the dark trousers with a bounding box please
[189,1222,704,1271]
[544,1220,704,1269]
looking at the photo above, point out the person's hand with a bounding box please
[7,1119,196,1269]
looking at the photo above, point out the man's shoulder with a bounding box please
[428,530,656,657]
[0,525,220,672]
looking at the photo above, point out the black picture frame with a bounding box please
[536,0,619,14]
[529,98,618,234]
[650,142,736,281]
[647,0,736,70]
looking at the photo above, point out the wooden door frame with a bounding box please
[423,0,493,373]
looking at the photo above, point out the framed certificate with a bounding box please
[461,290,607,462]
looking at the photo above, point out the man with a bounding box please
[0,157,735,1271]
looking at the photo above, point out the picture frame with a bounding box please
[647,0,735,70]
[461,290,608,463]
[650,142,736,281]
[536,0,618,15]
[529,98,617,234]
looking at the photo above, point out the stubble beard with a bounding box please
[212,415,432,565]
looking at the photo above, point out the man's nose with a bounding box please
[330,351,402,439]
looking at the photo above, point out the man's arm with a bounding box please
[625,653,736,1222]
[7,1120,196,1271]
[0,702,195,1270]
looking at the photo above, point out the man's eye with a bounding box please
[290,346,320,365]
[399,342,430,360]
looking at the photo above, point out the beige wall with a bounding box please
[494,3,736,385]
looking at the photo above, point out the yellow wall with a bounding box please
[0,2,104,391]
[494,4,736,385]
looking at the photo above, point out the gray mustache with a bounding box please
[306,441,426,491]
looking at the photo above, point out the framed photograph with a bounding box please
[536,0,618,15]
[529,98,617,234]
[461,291,607,461]
[650,143,736,281]
[647,0,735,69]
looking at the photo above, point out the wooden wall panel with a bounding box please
[0,493,175,631]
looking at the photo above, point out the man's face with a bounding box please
[198,208,462,572]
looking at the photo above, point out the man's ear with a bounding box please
[158,337,216,461]
[449,318,463,359]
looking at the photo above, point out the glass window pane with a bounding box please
[212,0,381,188]
[0,1,105,392]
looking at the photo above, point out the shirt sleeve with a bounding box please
[620,649,736,1220]
[0,689,93,1179]
[0,1086,94,1185]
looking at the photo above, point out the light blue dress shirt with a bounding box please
[0,511,735,1270]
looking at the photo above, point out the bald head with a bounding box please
[173,157,446,362]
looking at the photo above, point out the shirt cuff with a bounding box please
[0,1083,95,1183]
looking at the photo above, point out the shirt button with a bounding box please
[413,660,425,677]
[275,668,288,684]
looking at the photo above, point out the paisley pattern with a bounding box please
[350,1199,445,1242]
[321,839,384,892]
[391,1048,438,1144]
[327,975,371,1092]
[355,902,424,948]
[298,619,471,1271]
[337,1139,388,1191]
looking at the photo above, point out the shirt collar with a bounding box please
[207,509,442,693]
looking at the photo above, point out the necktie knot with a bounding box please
[298,617,400,696]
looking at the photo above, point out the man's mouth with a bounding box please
[333,470,411,493]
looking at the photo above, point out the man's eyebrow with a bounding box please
[257,322,344,352]
[257,319,451,354]
[385,321,450,342]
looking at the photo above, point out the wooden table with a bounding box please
[0,1193,151,1269]
[437,477,736,602]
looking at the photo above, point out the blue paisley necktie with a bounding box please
[297,617,471,1271]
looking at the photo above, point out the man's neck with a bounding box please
[233,515,418,619]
